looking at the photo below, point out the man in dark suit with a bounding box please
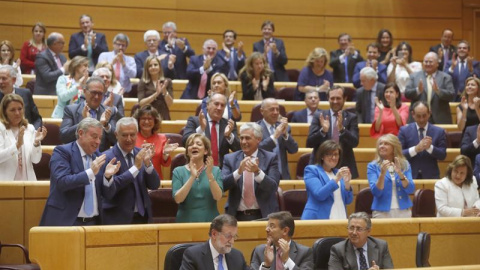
[398,101,447,179]
[222,122,281,221]
[253,20,289,82]
[181,39,229,99]
[68,14,109,73]
[307,86,360,178]
[183,93,240,167]
[250,211,313,270]
[134,30,175,79]
[329,33,364,83]
[444,40,480,99]
[159,21,195,79]
[39,118,120,226]
[180,214,250,270]
[258,98,298,179]
[100,117,160,224]
[34,32,67,95]
[291,90,321,124]
[92,67,125,117]
[461,124,480,163]
[217,29,245,81]
[329,212,394,270]
[355,67,385,123]
[352,43,387,88]
[405,52,455,124]
[429,29,456,71]
[0,65,42,129]
[60,77,120,152]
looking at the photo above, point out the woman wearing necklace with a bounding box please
[456,77,480,134]
[172,133,223,223]
[20,22,47,74]
[294,47,333,101]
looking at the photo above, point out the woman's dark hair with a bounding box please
[133,105,162,133]
[315,140,342,167]
[445,155,474,186]
[376,29,393,50]
[395,41,413,63]
[381,82,402,109]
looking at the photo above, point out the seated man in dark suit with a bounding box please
[398,101,447,179]
[251,211,313,270]
[429,29,456,71]
[329,212,394,270]
[39,118,120,226]
[91,67,125,117]
[159,21,195,80]
[258,98,298,179]
[181,39,229,99]
[34,32,67,95]
[307,86,359,178]
[222,122,281,221]
[355,67,385,124]
[253,20,289,82]
[100,117,160,224]
[180,214,249,270]
[0,65,42,129]
[329,33,364,83]
[60,77,120,152]
[183,93,240,168]
[461,124,480,163]
[134,30,175,79]
[352,43,388,88]
[291,90,320,124]
[217,29,245,81]
[68,14,109,73]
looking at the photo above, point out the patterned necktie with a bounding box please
[127,153,145,216]
[275,248,284,270]
[332,112,340,142]
[84,155,94,216]
[358,248,368,270]
[210,121,219,166]
[218,254,225,270]
[243,159,255,208]
[419,127,425,140]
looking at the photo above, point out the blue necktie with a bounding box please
[127,153,145,216]
[89,109,97,119]
[228,49,236,80]
[358,248,368,270]
[267,47,274,72]
[344,55,349,83]
[218,254,225,270]
[84,155,94,216]
[270,125,282,175]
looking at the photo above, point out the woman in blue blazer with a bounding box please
[367,134,415,218]
[301,140,353,220]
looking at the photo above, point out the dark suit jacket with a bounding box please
[329,49,364,83]
[180,241,249,270]
[34,49,67,95]
[328,237,394,270]
[306,110,359,178]
[291,108,320,124]
[355,82,385,124]
[444,59,480,96]
[352,61,387,88]
[257,120,298,179]
[182,116,240,168]
[181,54,230,99]
[100,144,160,224]
[133,50,175,79]
[68,32,109,66]
[473,154,480,187]
[240,72,275,101]
[0,88,42,129]
[405,71,455,124]
[253,38,289,82]
[461,124,480,163]
[250,241,314,270]
[78,91,125,118]
[429,44,456,71]
[158,38,195,79]
[59,102,120,152]
[217,49,246,80]
[222,148,281,218]
[398,123,447,179]
[39,142,105,226]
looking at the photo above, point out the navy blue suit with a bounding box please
[100,144,160,224]
[0,88,42,129]
[290,108,320,123]
[329,49,364,83]
[68,32,109,67]
[253,39,289,82]
[39,142,106,226]
[398,123,447,179]
[461,124,480,163]
[181,54,229,99]
[158,39,195,79]
[444,60,480,97]
[180,241,249,270]
[133,50,175,79]
[352,61,388,88]
[429,44,456,71]
[222,148,281,218]
[217,49,245,80]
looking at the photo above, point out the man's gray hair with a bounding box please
[116,117,138,133]
[348,212,372,229]
[203,39,217,49]
[260,98,277,109]
[0,65,17,77]
[143,30,160,42]
[240,122,263,139]
[162,21,177,31]
[86,76,105,91]
[46,32,62,47]
[360,67,378,80]
[113,33,130,47]
[206,92,227,105]
[92,67,111,78]
[76,118,102,139]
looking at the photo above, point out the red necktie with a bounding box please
[55,55,63,70]
[243,159,255,208]
[275,248,284,270]
[115,61,121,79]
[210,121,218,166]
[198,72,208,99]
[332,112,340,142]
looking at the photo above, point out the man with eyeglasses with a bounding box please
[134,30,175,79]
[60,77,121,152]
[329,212,394,270]
[34,32,67,95]
[180,214,249,270]
[250,211,313,270]
[98,33,136,93]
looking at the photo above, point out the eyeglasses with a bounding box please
[114,42,127,48]
[347,226,369,233]
[325,153,340,158]
[87,91,103,97]
[219,232,238,241]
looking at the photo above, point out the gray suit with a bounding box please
[405,71,455,124]
[355,82,385,124]
[250,241,313,270]
[34,50,66,95]
[257,120,298,179]
[328,237,394,270]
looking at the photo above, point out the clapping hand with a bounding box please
[16,126,25,149]
[163,138,179,156]
[104,158,121,179]
[319,113,330,133]
[224,119,234,137]
[375,97,384,111]
[34,126,48,146]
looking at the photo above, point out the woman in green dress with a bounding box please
[172,133,223,222]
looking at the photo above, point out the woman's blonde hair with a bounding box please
[29,22,47,46]
[374,134,408,171]
[0,40,15,65]
[239,52,272,83]
[462,77,480,99]
[0,93,28,129]
[68,56,89,78]
[210,72,230,96]
[184,133,211,164]
[142,55,164,84]
[96,61,118,87]
[305,47,329,68]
